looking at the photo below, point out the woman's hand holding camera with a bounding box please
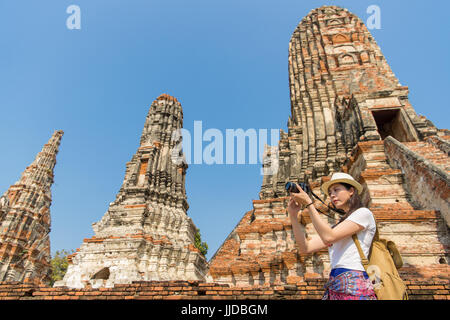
[287,183,313,218]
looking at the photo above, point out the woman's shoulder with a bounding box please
[348,207,375,223]
[353,207,373,215]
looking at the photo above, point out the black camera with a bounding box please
[285,181,311,194]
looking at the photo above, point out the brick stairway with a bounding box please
[349,141,415,207]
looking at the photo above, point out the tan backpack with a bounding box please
[352,223,408,300]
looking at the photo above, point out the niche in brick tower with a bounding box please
[371,108,417,142]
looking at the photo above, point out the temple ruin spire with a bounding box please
[208,5,449,287]
[0,130,64,284]
[55,94,207,288]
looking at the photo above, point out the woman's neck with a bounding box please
[340,204,350,214]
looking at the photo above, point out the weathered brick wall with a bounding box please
[0,278,448,300]
[427,135,450,156]
[384,136,450,227]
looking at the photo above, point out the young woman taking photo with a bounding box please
[288,172,377,300]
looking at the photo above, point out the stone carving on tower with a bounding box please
[55,94,208,288]
[0,130,64,284]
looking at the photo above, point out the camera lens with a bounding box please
[285,182,298,193]
[299,182,310,194]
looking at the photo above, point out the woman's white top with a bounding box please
[328,207,376,271]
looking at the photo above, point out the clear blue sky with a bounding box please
[0,1,448,261]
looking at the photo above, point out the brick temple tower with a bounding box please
[0,130,64,284]
[55,94,208,288]
[207,6,449,286]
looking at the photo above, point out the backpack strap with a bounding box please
[352,211,379,269]
[352,234,370,270]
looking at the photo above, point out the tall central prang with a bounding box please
[207,5,449,287]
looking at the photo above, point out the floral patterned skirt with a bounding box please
[322,269,377,300]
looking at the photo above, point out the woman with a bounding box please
[287,172,377,300]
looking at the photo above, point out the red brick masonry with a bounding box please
[0,278,448,300]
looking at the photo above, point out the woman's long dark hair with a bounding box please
[331,183,364,228]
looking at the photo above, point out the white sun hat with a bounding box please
[321,172,363,196]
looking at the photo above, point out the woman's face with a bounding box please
[328,183,354,211]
